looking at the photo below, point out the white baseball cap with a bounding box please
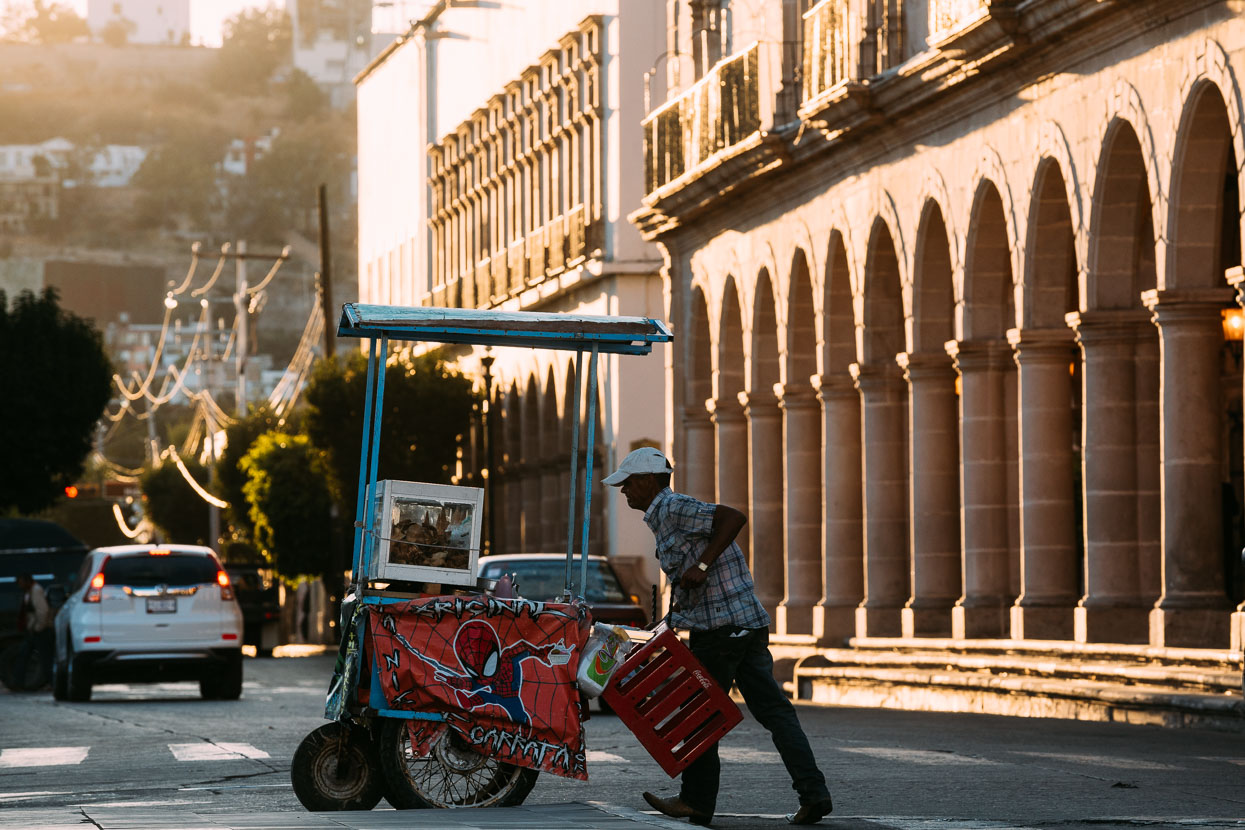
[602,447,673,485]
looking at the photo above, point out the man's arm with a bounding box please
[678,504,747,590]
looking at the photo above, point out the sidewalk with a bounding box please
[0,802,688,830]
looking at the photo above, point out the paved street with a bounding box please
[0,652,1242,829]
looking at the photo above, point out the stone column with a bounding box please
[682,405,717,503]
[777,381,822,636]
[1142,288,1234,648]
[812,374,863,645]
[708,397,750,562]
[1066,311,1149,643]
[946,340,1012,638]
[897,351,959,637]
[1007,328,1078,640]
[741,389,785,618]
[850,362,908,638]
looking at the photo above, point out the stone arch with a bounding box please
[1088,118,1158,309]
[715,275,750,561]
[718,276,747,403]
[684,285,717,501]
[964,147,1020,327]
[824,229,856,376]
[1034,120,1087,300]
[1091,80,1165,291]
[1024,157,1080,327]
[1169,38,1245,284]
[912,198,956,351]
[520,375,543,552]
[785,249,818,386]
[861,217,906,365]
[750,268,782,395]
[962,178,1017,339]
[1167,78,1242,288]
[916,169,960,279]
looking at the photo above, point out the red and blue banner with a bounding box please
[367,596,591,780]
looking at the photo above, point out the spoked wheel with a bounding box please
[291,722,384,811]
[377,718,539,809]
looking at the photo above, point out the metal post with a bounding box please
[361,336,389,582]
[564,350,583,596]
[234,240,248,416]
[317,184,335,358]
[579,345,599,597]
[481,352,495,555]
[352,338,380,582]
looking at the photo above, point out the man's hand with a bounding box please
[678,564,709,591]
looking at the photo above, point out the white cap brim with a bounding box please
[602,469,630,486]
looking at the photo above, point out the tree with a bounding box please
[217,404,296,537]
[303,350,479,531]
[0,1,88,44]
[131,126,228,230]
[281,68,329,121]
[99,17,135,48]
[0,288,112,515]
[210,6,292,96]
[139,457,211,545]
[224,118,354,244]
[240,432,336,581]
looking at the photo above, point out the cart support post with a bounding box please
[351,338,381,577]
[360,336,389,581]
[579,345,599,595]
[564,350,584,597]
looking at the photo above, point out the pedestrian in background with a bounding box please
[13,573,53,691]
[604,447,835,827]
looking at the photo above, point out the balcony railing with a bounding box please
[643,41,774,195]
[803,0,852,102]
[929,0,988,36]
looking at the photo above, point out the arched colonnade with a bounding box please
[675,69,1245,649]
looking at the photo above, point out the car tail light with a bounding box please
[222,633,238,641]
[83,635,101,643]
[84,557,109,603]
[149,549,170,556]
[216,569,234,601]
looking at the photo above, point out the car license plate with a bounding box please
[146,597,176,614]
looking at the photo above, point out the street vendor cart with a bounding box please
[290,304,673,811]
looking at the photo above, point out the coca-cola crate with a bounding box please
[601,625,742,777]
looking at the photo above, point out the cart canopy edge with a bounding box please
[337,304,673,354]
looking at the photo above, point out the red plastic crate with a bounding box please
[601,626,743,777]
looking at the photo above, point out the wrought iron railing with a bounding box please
[929,0,988,35]
[642,42,768,195]
[803,0,852,101]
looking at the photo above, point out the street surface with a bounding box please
[0,651,1242,829]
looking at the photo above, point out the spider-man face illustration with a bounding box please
[454,620,501,680]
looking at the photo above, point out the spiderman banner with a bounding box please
[366,596,592,780]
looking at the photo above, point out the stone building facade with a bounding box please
[355,1,669,590]
[632,0,1245,650]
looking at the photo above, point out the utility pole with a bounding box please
[318,184,335,358]
[234,240,248,416]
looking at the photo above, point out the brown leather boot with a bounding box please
[642,791,713,826]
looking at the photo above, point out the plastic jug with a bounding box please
[576,622,631,697]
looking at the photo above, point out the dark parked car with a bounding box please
[0,519,89,689]
[476,553,649,629]
[225,565,281,657]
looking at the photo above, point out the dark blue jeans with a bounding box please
[678,626,830,815]
[13,628,53,690]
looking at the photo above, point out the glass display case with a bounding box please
[366,480,484,586]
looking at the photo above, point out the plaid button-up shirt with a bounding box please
[643,488,771,632]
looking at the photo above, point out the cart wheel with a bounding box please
[377,719,539,809]
[291,722,384,811]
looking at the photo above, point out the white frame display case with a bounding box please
[366,480,484,587]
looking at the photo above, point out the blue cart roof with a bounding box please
[337,304,673,354]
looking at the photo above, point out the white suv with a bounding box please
[52,545,245,702]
